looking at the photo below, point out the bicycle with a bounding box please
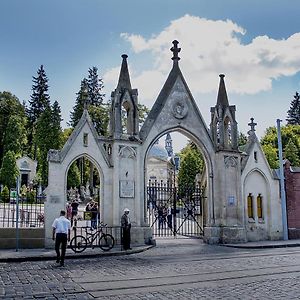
[70,224,115,253]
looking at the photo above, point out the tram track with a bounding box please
[75,263,300,297]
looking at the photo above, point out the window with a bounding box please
[254,151,257,162]
[257,194,263,219]
[83,133,88,146]
[247,193,253,218]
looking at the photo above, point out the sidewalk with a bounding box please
[1,239,300,263]
[223,239,300,249]
[0,244,154,263]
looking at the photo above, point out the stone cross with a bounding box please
[171,40,181,61]
[248,117,257,132]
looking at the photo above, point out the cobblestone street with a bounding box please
[1,238,300,299]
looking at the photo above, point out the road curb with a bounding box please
[222,242,300,249]
[0,245,155,263]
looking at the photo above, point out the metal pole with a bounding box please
[276,119,288,240]
[15,177,20,252]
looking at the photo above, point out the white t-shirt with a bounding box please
[52,216,71,234]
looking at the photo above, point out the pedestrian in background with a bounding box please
[52,210,71,267]
[121,208,131,250]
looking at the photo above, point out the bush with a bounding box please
[26,189,36,204]
[1,186,9,203]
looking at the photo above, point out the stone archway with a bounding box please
[144,129,213,238]
[64,154,103,228]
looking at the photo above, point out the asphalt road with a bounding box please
[1,238,300,299]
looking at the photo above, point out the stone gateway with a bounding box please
[45,41,283,247]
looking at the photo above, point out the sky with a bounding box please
[1,0,300,152]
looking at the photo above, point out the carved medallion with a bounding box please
[172,99,188,119]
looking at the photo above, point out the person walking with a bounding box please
[52,210,71,267]
[121,208,131,250]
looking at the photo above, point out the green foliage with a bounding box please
[60,128,73,147]
[3,114,27,157]
[238,132,248,147]
[177,141,204,190]
[69,68,107,136]
[1,186,9,203]
[88,105,110,136]
[26,189,36,204]
[261,144,279,169]
[0,91,25,166]
[260,125,300,168]
[27,65,51,159]
[138,104,150,127]
[285,139,300,166]
[0,151,19,188]
[35,106,52,186]
[87,67,105,106]
[67,162,81,189]
[69,78,88,128]
[287,92,300,125]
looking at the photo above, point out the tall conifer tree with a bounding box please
[27,65,51,159]
[287,92,300,125]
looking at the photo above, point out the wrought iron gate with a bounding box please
[147,181,204,238]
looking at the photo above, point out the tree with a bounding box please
[35,106,52,186]
[177,141,204,190]
[0,91,25,166]
[3,114,27,157]
[27,65,51,159]
[138,104,150,128]
[87,66,105,106]
[69,78,89,128]
[260,125,300,168]
[261,144,279,169]
[69,68,109,136]
[67,162,81,189]
[35,102,63,185]
[1,186,9,203]
[60,128,73,147]
[238,132,248,147]
[0,151,19,189]
[50,101,62,150]
[285,139,300,166]
[287,92,300,125]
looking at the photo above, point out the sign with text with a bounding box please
[119,180,135,198]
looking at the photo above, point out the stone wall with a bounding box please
[0,228,44,249]
[285,161,300,239]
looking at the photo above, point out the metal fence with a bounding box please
[0,189,45,228]
[147,180,204,238]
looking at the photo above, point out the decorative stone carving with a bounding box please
[48,150,61,162]
[119,145,136,159]
[172,99,188,119]
[224,156,238,168]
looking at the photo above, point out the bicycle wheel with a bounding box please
[99,234,115,251]
[70,235,87,253]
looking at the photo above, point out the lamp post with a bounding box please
[276,119,288,240]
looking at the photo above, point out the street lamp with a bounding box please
[276,119,288,241]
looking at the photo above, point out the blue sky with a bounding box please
[1,0,300,151]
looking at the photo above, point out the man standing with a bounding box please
[121,208,131,250]
[52,210,71,267]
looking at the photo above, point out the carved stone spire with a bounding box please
[117,54,132,90]
[217,74,229,107]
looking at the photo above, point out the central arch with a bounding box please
[143,128,214,238]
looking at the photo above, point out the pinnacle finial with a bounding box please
[117,54,131,90]
[248,117,257,132]
[170,40,181,62]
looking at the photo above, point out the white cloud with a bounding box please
[116,15,300,97]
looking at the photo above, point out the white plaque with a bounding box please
[120,180,135,198]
